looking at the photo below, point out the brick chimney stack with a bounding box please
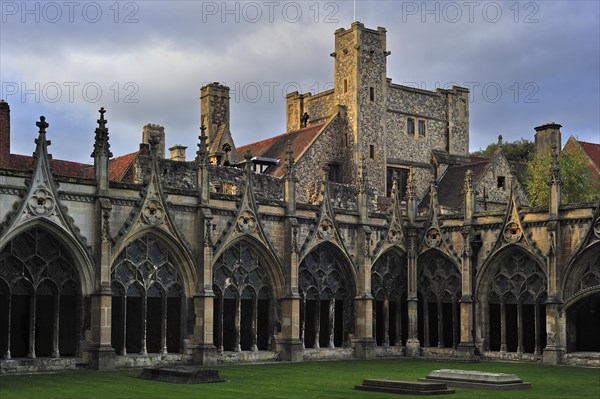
[169,144,187,161]
[0,99,10,166]
[142,124,166,159]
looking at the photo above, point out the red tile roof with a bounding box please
[579,141,600,170]
[236,123,326,177]
[4,150,140,182]
[6,154,95,179]
[109,152,138,181]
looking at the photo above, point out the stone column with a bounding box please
[395,300,402,347]
[382,299,390,347]
[192,213,218,365]
[328,300,335,348]
[543,146,564,364]
[160,295,168,355]
[52,295,60,358]
[500,301,507,353]
[28,293,36,358]
[353,159,376,359]
[251,297,258,352]
[534,303,541,355]
[279,145,304,361]
[234,297,241,352]
[121,297,127,355]
[452,299,458,349]
[90,108,115,369]
[314,300,320,349]
[140,293,148,355]
[405,229,420,357]
[458,170,478,358]
[423,301,429,348]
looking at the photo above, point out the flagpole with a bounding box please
[353,0,356,22]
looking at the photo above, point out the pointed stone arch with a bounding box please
[212,237,279,352]
[477,245,547,354]
[298,242,356,349]
[0,225,84,359]
[371,248,408,347]
[417,249,461,349]
[110,233,188,356]
[111,227,196,297]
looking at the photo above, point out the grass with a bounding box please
[0,359,598,399]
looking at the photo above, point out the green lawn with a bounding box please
[1,359,598,399]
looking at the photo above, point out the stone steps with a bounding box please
[355,379,455,395]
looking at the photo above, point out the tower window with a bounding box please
[407,118,415,135]
[418,120,426,137]
[497,176,506,190]
[344,79,348,93]
[386,167,409,200]
[370,87,375,102]
[328,163,341,183]
[369,145,375,160]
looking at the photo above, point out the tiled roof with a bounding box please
[6,154,95,179]
[109,152,138,181]
[579,140,600,170]
[424,160,490,209]
[4,150,141,182]
[236,123,326,177]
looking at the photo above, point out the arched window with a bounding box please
[111,235,184,355]
[213,241,273,352]
[371,252,407,347]
[0,227,81,359]
[417,252,461,349]
[484,251,546,354]
[299,244,354,349]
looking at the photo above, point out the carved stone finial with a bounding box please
[244,150,253,162]
[498,134,503,147]
[356,156,367,193]
[36,116,49,135]
[92,107,112,158]
[196,125,208,165]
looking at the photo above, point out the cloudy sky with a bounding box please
[1,0,598,163]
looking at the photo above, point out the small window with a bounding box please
[369,87,374,101]
[344,79,348,93]
[328,163,340,183]
[407,118,415,135]
[386,167,409,200]
[418,120,426,136]
[497,176,506,190]
[369,145,375,160]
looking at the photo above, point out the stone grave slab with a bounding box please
[355,379,455,395]
[138,366,225,384]
[419,369,531,390]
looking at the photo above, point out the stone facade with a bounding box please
[1,23,599,374]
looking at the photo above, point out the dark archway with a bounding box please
[417,251,461,349]
[371,251,407,347]
[111,235,184,355]
[482,249,546,354]
[564,243,600,353]
[212,241,275,352]
[0,227,81,359]
[299,244,355,349]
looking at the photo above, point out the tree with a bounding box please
[472,138,535,162]
[525,148,599,207]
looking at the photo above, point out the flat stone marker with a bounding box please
[138,366,225,384]
[355,379,455,395]
[419,369,531,390]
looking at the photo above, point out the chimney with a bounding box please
[200,82,230,150]
[534,122,562,155]
[142,124,165,159]
[0,99,10,166]
[169,144,187,161]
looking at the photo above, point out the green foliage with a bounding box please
[472,138,535,162]
[525,149,599,207]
